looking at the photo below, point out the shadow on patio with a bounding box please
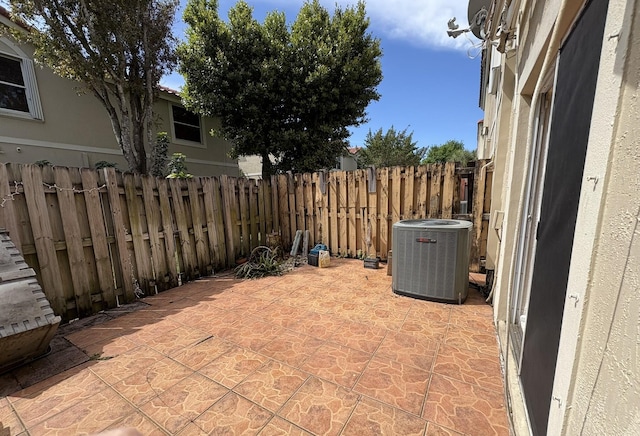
[0,259,508,435]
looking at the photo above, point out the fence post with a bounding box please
[0,164,22,250]
[470,160,489,272]
[442,162,456,219]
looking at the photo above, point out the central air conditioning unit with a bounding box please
[392,219,472,304]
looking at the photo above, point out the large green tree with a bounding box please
[9,0,178,174]
[178,0,382,178]
[358,127,426,168]
[422,140,476,165]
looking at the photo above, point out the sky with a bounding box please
[161,0,484,152]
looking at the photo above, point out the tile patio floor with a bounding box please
[0,259,509,435]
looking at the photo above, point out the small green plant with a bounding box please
[150,132,169,177]
[235,246,284,279]
[166,153,193,179]
[94,161,118,169]
[34,160,51,166]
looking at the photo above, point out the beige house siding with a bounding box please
[0,15,238,176]
[482,0,640,434]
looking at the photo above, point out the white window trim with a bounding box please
[168,102,205,149]
[0,37,44,121]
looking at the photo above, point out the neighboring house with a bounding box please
[238,147,361,179]
[335,147,360,171]
[237,154,264,179]
[0,7,239,176]
[478,0,639,435]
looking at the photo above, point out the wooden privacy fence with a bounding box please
[0,160,491,321]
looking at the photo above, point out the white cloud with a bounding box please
[355,0,473,50]
[245,0,474,51]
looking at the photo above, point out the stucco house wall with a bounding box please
[481,0,639,434]
[0,9,238,177]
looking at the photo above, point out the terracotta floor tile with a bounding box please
[89,346,165,384]
[105,411,167,436]
[219,319,284,351]
[280,376,359,436]
[206,294,253,311]
[448,311,495,332]
[354,356,430,415]
[287,312,344,341]
[259,331,324,367]
[433,345,504,392]
[27,386,135,435]
[259,416,312,435]
[138,398,191,435]
[371,297,414,315]
[406,303,452,324]
[65,325,124,349]
[199,345,269,388]
[400,318,449,343]
[250,285,296,301]
[328,321,387,354]
[171,336,235,370]
[11,367,109,428]
[341,397,427,436]
[258,304,308,328]
[375,331,438,371]
[363,307,407,330]
[299,342,371,388]
[145,326,210,356]
[125,319,182,345]
[151,373,228,420]
[80,335,139,358]
[0,403,26,435]
[7,362,90,401]
[176,422,208,435]
[444,325,499,355]
[168,306,226,327]
[194,392,272,434]
[11,345,89,388]
[111,358,193,405]
[423,374,509,436]
[234,360,308,412]
[425,421,465,435]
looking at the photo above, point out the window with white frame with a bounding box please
[171,105,201,144]
[0,52,43,119]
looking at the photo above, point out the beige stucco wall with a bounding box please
[553,0,640,433]
[487,0,640,434]
[0,21,238,177]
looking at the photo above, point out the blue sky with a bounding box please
[162,0,484,152]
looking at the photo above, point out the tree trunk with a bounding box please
[261,151,274,179]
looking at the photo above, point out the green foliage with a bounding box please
[166,153,193,179]
[234,246,284,279]
[34,160,52,167]
[178,0,382,178]
[150,132,170,177]
[9,0,178,174]
[422,140,476,165]
[94,161,118,169]
[358,127,426,168]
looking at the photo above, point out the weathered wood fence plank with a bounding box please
[103,168,135,302]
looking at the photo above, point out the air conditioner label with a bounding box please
[416,238,437,243]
